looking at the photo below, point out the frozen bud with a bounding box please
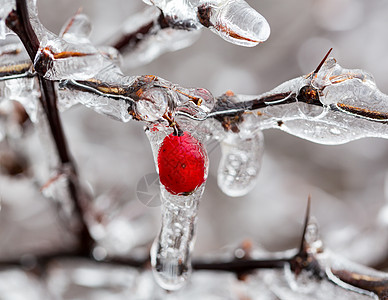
[197,0,270,46]
[135,88,170,122]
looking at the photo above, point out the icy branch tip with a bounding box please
[198,0,270,47]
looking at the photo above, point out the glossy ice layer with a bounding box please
[147,127,208,290]
[143,0,270,46]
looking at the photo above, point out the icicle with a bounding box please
[0,0,15,40]
[217,130,264,197]
[34,35,108,81]
[146,126,208,290]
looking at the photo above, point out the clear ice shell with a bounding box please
[0,0,15,40]
[205,0,270,46]
[146,127,208,290]
[217,130,264,197]
[133,76,215,122]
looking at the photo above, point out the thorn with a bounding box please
[299,195,312,253]
[313,48,333,75]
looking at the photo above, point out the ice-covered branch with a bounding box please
[5,0,94,252]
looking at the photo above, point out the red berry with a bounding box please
[158,132,208,195]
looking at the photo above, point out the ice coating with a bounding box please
[143,0,270,46]
[84,193,156,257]
[3,2,388,294]
[218,130,264,197]
[25,8,215,122]
[198,0,270,46]
[146,126,208,290]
